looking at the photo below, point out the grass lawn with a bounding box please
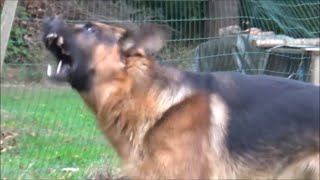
[1,85,120,179]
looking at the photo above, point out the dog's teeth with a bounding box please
[46,33,57,39]
[46,33,58,45]
[57,36,64,46]
[57,60,62,74]
[47,64,53,77]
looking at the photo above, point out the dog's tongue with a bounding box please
[47,60,71,81]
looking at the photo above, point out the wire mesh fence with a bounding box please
[1,0,319,179]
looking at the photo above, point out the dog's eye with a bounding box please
[84,23,97,33]
[86,26,97,33]
[87,27,95,33]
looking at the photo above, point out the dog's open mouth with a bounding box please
[45,32,73,81]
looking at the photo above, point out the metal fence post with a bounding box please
[310,50,320,86]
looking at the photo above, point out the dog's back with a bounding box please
[183,71,320,179]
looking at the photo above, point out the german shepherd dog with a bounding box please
[42,17,319,179]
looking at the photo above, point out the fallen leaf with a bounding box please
[0,131,18,153]
[62,167,79,172]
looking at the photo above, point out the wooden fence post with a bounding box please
[1,0,19,74]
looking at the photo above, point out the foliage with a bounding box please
[240,0,320,38]
[4,6,42,65]
[127,0,206,39]
[129,0,319,39]
[5,25,30,64]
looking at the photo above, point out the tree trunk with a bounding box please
[206,0,240,37]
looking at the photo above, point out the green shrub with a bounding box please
[240,0,319,38]
[4,6,42,65]
[4,25,30,64]
[4,6,30,64]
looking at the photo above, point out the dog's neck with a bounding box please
[80,60,193,162]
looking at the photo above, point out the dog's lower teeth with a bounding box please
[57,36,64,46]
[47,64,53,77]
[57,60,62,74]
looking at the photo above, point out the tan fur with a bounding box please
[276,153,320,180]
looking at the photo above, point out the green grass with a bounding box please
[1,85,120,179]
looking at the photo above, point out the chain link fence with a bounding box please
[1,0,319,179]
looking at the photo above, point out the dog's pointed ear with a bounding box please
[120,24,171,56]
